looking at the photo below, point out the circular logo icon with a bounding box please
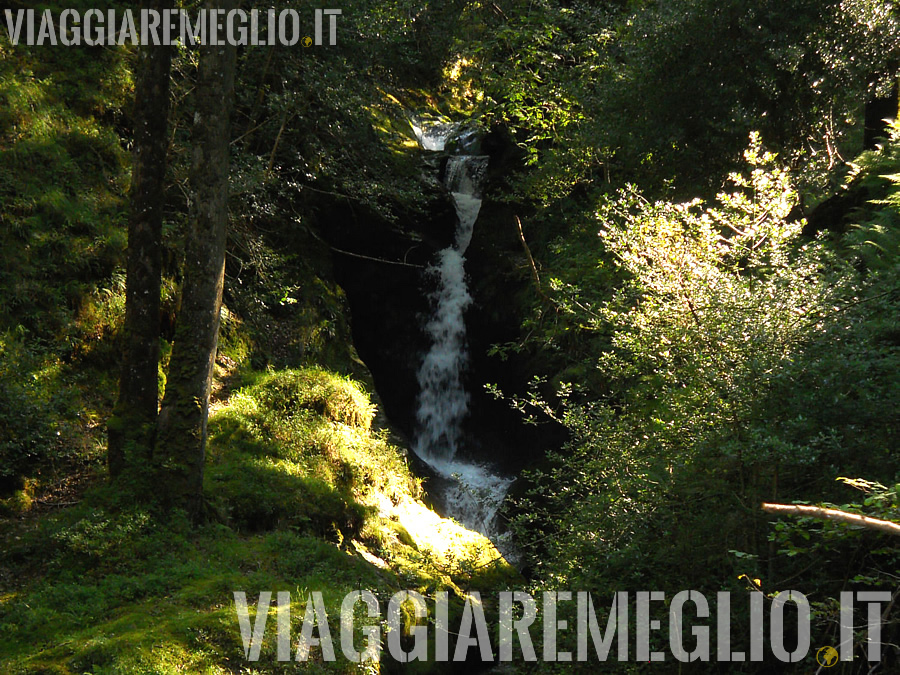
[302,36,313,48]
[816,646,839,667]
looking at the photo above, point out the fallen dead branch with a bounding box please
[762,503,900,537]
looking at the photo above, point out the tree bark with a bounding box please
[762,503,900,537]
[864,80,898,151]
[108,0,173,481]
[155,4,237,521]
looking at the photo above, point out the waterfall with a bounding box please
[411,118,514,545]
[411,120,458,152]
[415,155,487,459]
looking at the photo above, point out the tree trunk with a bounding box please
[107,0,173,482]
[155,4,238,521]
[864,80,899,151]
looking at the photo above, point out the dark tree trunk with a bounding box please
[864,80,898,151]
[155,2,238,521]
[108,0,173,482]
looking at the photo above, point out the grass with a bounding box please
[0,367,519,674]
[0,23,133,504]
[0,39,130,338]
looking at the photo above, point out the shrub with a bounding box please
[0,333,58,496]
[511,134,900,604]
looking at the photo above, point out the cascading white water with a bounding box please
[415,246,471,459]
[415,155,486,459]
[412,119,514,544]
[411,120,458,152]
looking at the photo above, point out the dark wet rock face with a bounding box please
[319,125,563,475]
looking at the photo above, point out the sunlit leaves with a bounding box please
[508,135,900,597]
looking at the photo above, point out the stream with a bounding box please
[410,118,515,553]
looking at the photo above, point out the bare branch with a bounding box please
[515,216,551,304]
[762,503,900,537]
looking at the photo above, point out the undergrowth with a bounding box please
[0,366,515,674]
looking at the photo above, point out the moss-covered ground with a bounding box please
[0,366,519,674]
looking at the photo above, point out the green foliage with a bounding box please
[766,478,900,658]
[0,12,133,493]
[218,0,431,226]
[842,122,900,267]
[207,368,414,537]
[444,1,617,203]
[441,0,899,204]
[0,332,68,499]
[3,0,899,671]
[0,33,130,339]
[607,0,899,188]
[506,135,900,649]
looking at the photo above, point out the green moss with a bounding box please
[251,368,376,430]
[0,26,133,495]
[0,361,515,673]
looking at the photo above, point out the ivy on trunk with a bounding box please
[155,3,238,521]
[107,0,173,484]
